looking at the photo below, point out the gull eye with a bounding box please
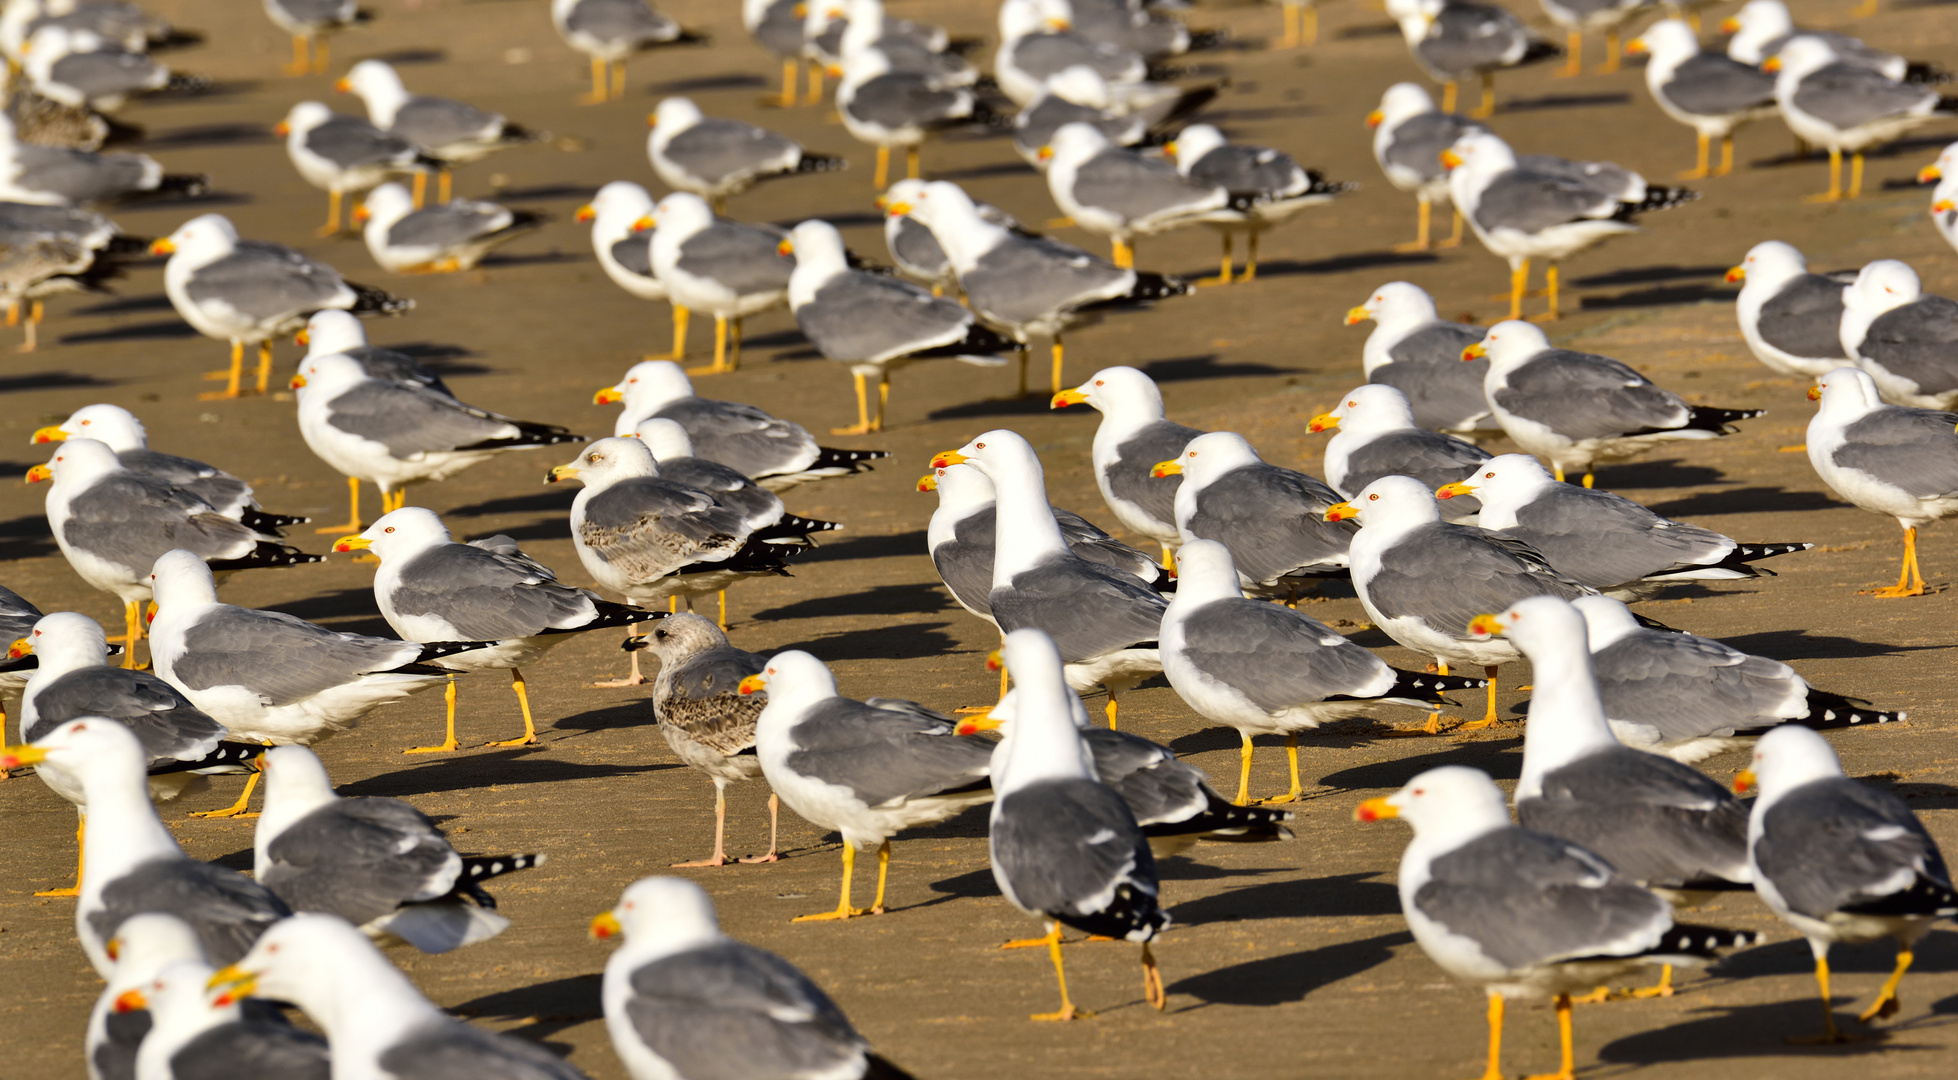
[383,527,394,534]
[627,378,637,384]
[1412,787,1424,796]
[589,453,601,463]
[80,419,89,425]
[1094,379,1104,386]
[975,442,987,449]
[1368,493,1379,501]
[1347,400,1357,408]
[1484,471,1495,478]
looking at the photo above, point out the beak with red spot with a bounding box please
[1051,388,1088,409]
[9,637,31,659]
[631,215,656,233]
[1365,109,1384,130]
[916,473,938,492]
[0,743,48,769]
[595,385,625,404]
[25,463,52,483]
[149,238,176,256]
[1920,164,1944,184]
[1438,148,1463,172]
[290,374,308,389]
[737,673,767,695]
[1725,265,1746,283]
[1353,797,1398,822]
[930,449,969,469]
[1436,481,1475,500]
[1461,341,1487,361]
[1466,613,1504,638]
[1324,500,1357,522]
[575,203,596,223]
[777,238,794,257]
[333,534,371,553]
[1307,412,1339,434]
[590,910,623,939]
[1344,305,1372,326]
[1762,55,1782,72]
[1808,384,1824,401]
[206,964,256,1007]
[1733,768,1756,795]
[113,989,147,1014]
[31,425,66,443]
[1151,458,1182,478]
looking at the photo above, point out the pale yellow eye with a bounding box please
[975,441,987,449]
[589,453,601,463]
[1368,493,1379,501]
[1094,379,1104,386]
[383,527,394,533]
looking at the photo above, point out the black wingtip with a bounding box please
[149,173,210,199]
[811,445,891,472]
[162,72,213,95]
[344,282,414,317]
[1125,271,1194,301]
[1681,405,1765,432]
[1518,38,1564,65]
[1185,27,1231,51]
[208,543,326,572]
[1793,688,1907,731]
[793,152,849,173]
[1644,923,1762,958]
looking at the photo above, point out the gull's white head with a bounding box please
[29,435,120,487]
[1165,537,1246,604]
[1724,0,1791,62]
[346,506,452,561]
[1372,82,1437,129]
[1767,36,1839,82]
[651,95,705,134]
[358,182,415,231]
[1043,121,1112,170]
[1845,259,1923,319]
[1052,365,1166,420]
[153,215,240,267]
[1728,239,1810,293]
[1471,320,1551,375]
[1629,19,1699,69]
[786,219,850,300]
[291,352,370,397]
[740,649,839,715]
[1739,725,1844,804]
[1438,452,1554,511]
[1442,130,1517,179]
[919,461,995,515]
[598,359,694,416]
[1328,474,1443,529]
[1157,430,1261,488]
[338,59,408,117]
[651,192,715,235]
[149,548,219,609]
[36,403,146,452]
[632,417,697,461]
[580,181,656,240]
[591,875,723,957]
[551,436,659,489]
[1570,594,1642,651]
[1808,366,1884,420]
[1168,124,1226,176]
[18,610,109,670]
[1347,281,1440,330]
[932,428,1043,486]
[304,309,368,357]
[279,101,335,139]
[2,715,146,779]
[1313,384,1419,436]
[1355,764,1511,846]
[105,913,206,983]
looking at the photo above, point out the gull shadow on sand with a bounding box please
[551,699,653,734]
[929,865,1004,902]
[452,975,603,1047]
[1170,871,1403,926]
[0,369,117,392]
[1752,133,1954,170]
[771,619,961,661]
[1318,737,1524,790]
[362,48,446,65]
[1598,998,1920,1063]
[1198,104,1323,124]
[1579,283,1734,312]
[787,529,929,566]
[1496,92,1632,113]
[1168,929,1412,1007]
[0,514,64,560]
[1591,458,1728,490]
[1571,265,1731,288]
[138,123,276,149]
[70,293,174,316]
[645,72,768,94]
[117,190,254,211]
[480,251,585,270]
[59,319,201,345]
[1644,487,1848,517]
[443,490,578,520]
[754,581,948,618]
[1338,21,1403,38]
[336,751,676,799]
[1718,627,1949,663]
[1137,354,1290,382]
[1721,932,1958,981]
[929,393,1073,421]
[1250,250,1439,279]
[491,183,597,202]
[933,160,1031,181]
[263,587,385,631]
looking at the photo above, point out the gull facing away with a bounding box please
[1167,122,1352,283]
[1154,431,1356,597]
[1766,37,1957,202]
[1839,259,1958,411]
[577,181,686,361]
[336,59,543,205]
[1050,364,1204,565]
[1629,19,1778,179]
[1041,120,1242,268]
[262,0,368,75]
[1386,0,1561,117]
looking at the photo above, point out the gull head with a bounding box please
[1311,384,1417,436]
[149,549,219,610]
[356,182,415,231]
[35,402,145,451]
[1437,452,1552,509]
[1440,131,1516,178]
[1807,366,1884,418]
[1570,594,1643,652]
[651,192,714,235]
[650,95,704,135]
[103,912,203,976]
[1845,259,1923,320]
[1051,365,1164,418]
[921,461,994,513]
[551,436,657,487]
[596,359,691,411]
[1168,124,1226,175]
[1464,595,1587,659]
[206,913,389,1016]
[1165,538,1245,603]
[339,506,451,559]
[1736,725,1844,801]
[18,611,109,669]
[1347,280,1439,330]
[1372,82,1437,131]
[631,417,696,461]
[1326,474,1442,528]
[278,101,333,140]
[738,649,838,713]
[1354,764,1510,841]
[338,59,406,107]
[579,180,654,233]
[0,715,146,776]
[1465,320,1549,373]
[151,214,239,264]
[931,428,1040,483]
[290,352,368,396]
[28,435,118,487]
[1627,19,1696,67]
[303,310,368,356]
[593,876,723,955]
[1153,430,1259,485]
[1725,0,1792,40]
[1764,36,1837,81]
[1727,239,1808,288]
[1045,121,1111,171]
[633,612,726,666]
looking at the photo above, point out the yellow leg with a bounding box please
[437,171,452,204]
[1455,666,1502,730]
[611,60,627,101]
[806,63,823,106]
[1263,734,1303,803]
[868,838,891,913]
[255,342,273,395]
[1522,994,1574,1080]
[313,37,330,76]
[1858,948,1913,1022]
[1628,963,1675,998]
[190,768,260,819]
[1242,232,1259,282]
[1508,260,1530,321]
[1111,238,1133,268]
[794,843,866,921]
[1558,30,1583,76]
[670,596,680,613]
[1394,199,1433,252]
[729,319,742,372]
[1865,526,1924,597]
[1103,689,1119,730]
[1031,924,1088,1021]
[1716,136,1735,178]
[200,340,246,400]
[1301,6,1317,46]
[34,818,83,897]
[315,476,362,533]
[776,58,800,107]
[717,590,727,629]
[581,55,608,103]
[906,145,920,180]
[691,316,730,376]
[1473,994,1504,1080]
[1581,472,1594,488]
[1473,73,1496,119]
[1681,132,1711,180]
[411,170,427,209]
[484,668,539,747]
[1199,232,1234,285]
[838,375,873,436]
[1440,207,1465,248]
[284,34,309,76]
[405,678,462,753]
[23,298,42,352]
[1806,148,1844,203]
[1278,4,1299,49]
[1440,81,1458,114]
[1528,264,1561,323]
[109,601,145,668]
[875,373,889,431]
[1851,0,1878,15]
[644,306,690,361]
[1788,956,1858,1044]
[1050,338,1065,395]
[1142,942,1165,1010]
[1234,731,1255,806]
[1848,153,1865,199]
[1598,29,1621,73]
[873,146,890,191]
[319,189,343,236]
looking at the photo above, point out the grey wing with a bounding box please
[1069,149,1221,222]
[1383,112,1483,181]
[1494,351,1690,438]
[1502,487,1730,587]
[48,50,162,98]
[1055,508,1163,582]
[377,1021,589,1080]
[118,449,250,513]
[563,0,678,45]
[785,697,994,807]
[12,144,150,202]
[271,0,356,28]
[1417,5,1529,77]
[751,0,805,56]
[579,477,747,578]
[993,778,1158,923]
[660,459,780,523]
[171,605,422,707]
[263,799,458,924]
[674,223,792,296]
[1472,169,1620,234]
[1365,522,1589,635]
[1010,33,1140,83]
[1104,419,1203,529]
[844,72,968,129]
[346,344,452,396]
[172,1021,331,1080]
[1179,597,1392,710]
[1792,64,1936,130]
[1859,297,1958,390]
[962,234,1129,325]
[1415,828,1671,970]
[609,235,655,278]
[1189,145,1306,197]
[305,116,417,168]
[663,120,799,185]
[1662,54,1778,116]
[185,244,348,322]
[0,585,41,643]
[1756,779,1954,919]
[886,214,948,278]
[88,857,290,966]
[390,543,594,640]
[623,942,866,1080]
[795,271,969,361]
[392,96,504,149]
[1758,274,1848,359]
[657,398,815,480]
[1185,465,1355,581]
[24,667,225,759]
[1016,98,1133,158]
[1340,431,1490,495]
[1514,155,1641,201]
[1833,407,1958,499]
[1593,629,1800,739]
[94,1009,150,1080]
[324,381,527,457]
[991,558,1166,663]
[1519,747,1750,888]
[1082,729,1208,827]
[386,203,511,249]
[657,648,766,756]
[61,473,259,568]
[935,508,997,617]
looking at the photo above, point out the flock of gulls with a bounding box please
[3,0,1958,1076]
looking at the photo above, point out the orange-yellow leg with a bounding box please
[1104,688,1120,730]
[1473,993,1505,1080]
[191,767,260,819]
[873,145,890,191]
[318,189,343,236]
[315,476,363,534]
[483,668,538,747]
[579,55,608,104]
[1050,337,1065,396]
[19,298,41,351]
[1558,30,1583,77]
[689,316,735,375]
[1851,0,1879,16]
[1598,30,1622,73]
[1848,152,1866,199]
[1681,132,1712,180]
[1806,148,1845,203]
[1233,732,1256,806]
[1029,924,1089,1021]
[284,34,310,76]
[1142,942,1165,1010]
[773,58,800,107]
[34,818,83,897]
[1199,232,1235,285]
[1439,207,1465,248]
[1472,73,1496,119]
[906,145,921,180]
[254,342,274,395]
[404,678,462,753]
[1627,963,1675,998]
[1523,994,1575,1080]
[805,63,824,106]
[1264,734,1303,803]
[794,841,869,921]
[1440,80,1458,114]
[1788,956,1861,1044]
[1111,238,1133,268]
[1715,135,1735,178]
[834,372,875,434]
[1242,232,1259,282]
[1858,947,1913,1023]
[1394,198,1433,252]
[437,171,452,204]
[107,600,146,669]
[201,340,247,399]
[312,36,330,75]
[643,305,690,362]
[1864,526,1926,597]
[1508,259,1530,321]
[1277,3,1300,49]
[411,169,427,209]
[1455,665,1503,731]
[1527,264,1561,323]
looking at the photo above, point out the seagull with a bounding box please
[1839,259,1958,410]
[576,181,685,362]
[648,97,845,212]
[1536,0,1645,76]
[1469,319,1762,486]
[739,649,995,921]
[1724,0,1948,83]
[1309,384,1490,515]
[1385,0,1561,117]
[153,214,411,400]
[1357,764,1758,1080]
[633,614,777,866]
[880,177,1029,293]
[292,351,582,533]
[1727,240,1853,378]
[834,45,1000,190]
[1923,143,1958,255]
[889,180,1191,396]
[993,0,1147,108]
[1766,37,1957,202]
[595,360,889,488]
[1041,121,1238,268]
[745,0,810,107]
[87,914,212,1080]
[297,309,452,395]
[32,403,310,535]
[354,181,543,274]
[1165,123,1350,283]
[1328,475,1593,729]
[785,218,1014,433]
[1629,19,1779,179]
[129,957,332,1080]
[1050,364,1202,565]
[1574,593,1904,763]
[591,876,914,1079]
[1805,366,1958,598]
[0,111,203,207]
[1058,0,1208,60]
[0,584,42,706]
[549,437,797,634]
[1345,281,1497,433]
[254,744,544,951]
[933,430,1167,727]
[0,718,291,976]
[1161,540,1483,799]
[984,627,1168,1019]
[645,192,792,375]
[634,417,843,545]
[1010,64,1184,168]
[1444,131,1698,320]
[261,0,368,76]
[208,914,591,1080]
[0,0,199,59]
[333,507,648,751]
[1367,83,1485,251]
[1153,430,1355,597]
[0,198,148,349]
[21,26,207,112]
[276,101,430,237]
[552,0,693,104]
[336,60,543,205]
[1439,453,1809,596]
[28,438,322,665]
[1738,726,1958,1041]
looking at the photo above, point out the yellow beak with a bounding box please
[1438,148,1463,170]
[1807,385,1823,401]
[825,64,841,78]
[1461,342,1487,361]
[1037,145,1054,162]
[25,464,52,483]
[645,112,658,128]
[886,201,912,216]
[1725,265,1746,283]
[113,989,147,1013]
[1354,797,1397,822]
[1921,164,1944,184]
[1365,109,1383,129]
[1151,459,1183,478]
[916,473,938,492]
[1718,16,1739,33]
[0,743,48,768]
[1307,412,1339,434]
[985,648,1004,672]
[954,713,1002,735]
[206,965,256,1004]
[590,911,623,939]
[1324,500,1356,522]
[549,465,581,483]
[333,76,352,92]
[1625,37,1647,55]
[1762,56,1781,72]
[737,673,766,695]
[1051,388,1089,408]
[1467,613,1504,637]
[289,374,307,389]
[273,121,290,136]
[1344,305,1372,326]
[1935,200,1956,213]
[333,535,371,553]
[352,205,371,224]
[777,238,794,256]
[930,449,969,468]
[295,328,311,345]
[1436,481,1476,500]
[595,386,624,404]
[575,203,596,223]
[9,637,32,658]
[1733,768,1756,794]
[30,425,66,443]
[1163,141,1178,159]
[149,238,176,256]
[630,215,656,233]
[146,601,158,625]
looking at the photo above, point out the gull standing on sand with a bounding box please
[578,181,686,361]
[835,45,1000,191]
[21,26,206,112]
[1166,123,1350,283]
[1050,365,1202,565]
[355,181,543,274]
[646,191,792,375]
[1839,259,1958,410]
[0,199,145,350]
[335,507,647,751]
[993,0,1147,109]
[154,214,411,400]
[337,59,542,204]
[299,309,452,394]
[1154,431,1356,596]
[746,0,809,107]
[1766,37,1957,202]
[1041,121,1237,269]
[1537,0,1644,76]
[1345,281,1495,433]
[1629,20,1778,179]
[1386,0,1561,117]
[1368,83,1484,251]
[648,96,845,211]
[552,0,692,103]
[1469,320,1762,486]
[262,0,366,75]
[277,101,429,237]
[741,650,995,921]
[1310,384,1490,513]
[880,177,1029,293]
[0,112,203,207]
[1728,240,1852,378]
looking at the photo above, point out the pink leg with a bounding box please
[740,792,781,863]
[673,779,731,867]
